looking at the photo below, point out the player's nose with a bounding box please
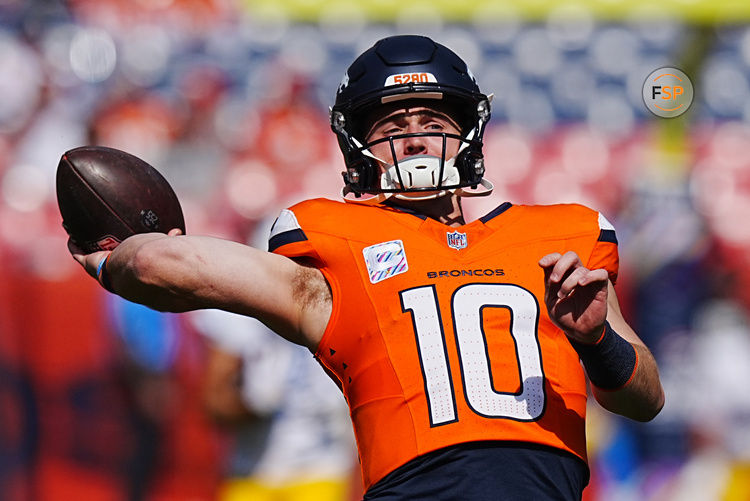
[403,137,427,156]
[402,122,428,156]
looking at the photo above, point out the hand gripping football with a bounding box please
[56,146,186,253]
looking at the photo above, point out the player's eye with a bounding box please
[382,125,404,136]
[421,114,451,130]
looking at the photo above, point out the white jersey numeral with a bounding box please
[400,284,545,427]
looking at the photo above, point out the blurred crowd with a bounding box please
[1,0,750,500]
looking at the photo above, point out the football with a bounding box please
[56,145,186,253]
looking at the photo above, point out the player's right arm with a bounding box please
[70,232,331,350]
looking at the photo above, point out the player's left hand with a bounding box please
[539,251,609,343]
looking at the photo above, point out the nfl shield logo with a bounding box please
[446,231,467,250]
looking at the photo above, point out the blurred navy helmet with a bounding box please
[330,35,493,200]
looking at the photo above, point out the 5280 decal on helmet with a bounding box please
[385,72,437,86]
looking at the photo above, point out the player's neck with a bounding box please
[388,194,465,227]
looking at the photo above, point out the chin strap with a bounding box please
[341,176,494,202]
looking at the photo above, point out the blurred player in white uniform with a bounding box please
[191,307,358,501]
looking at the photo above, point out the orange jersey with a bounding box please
[269,198,619,489]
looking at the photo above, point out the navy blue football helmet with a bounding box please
[330,35,493,199]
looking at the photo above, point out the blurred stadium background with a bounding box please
[2,0,750,499]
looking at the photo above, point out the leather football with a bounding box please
[56,145,185,253]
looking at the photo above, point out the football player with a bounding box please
[71,35,664,500]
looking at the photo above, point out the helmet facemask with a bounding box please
[354,127,486,201]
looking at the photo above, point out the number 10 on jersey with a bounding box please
[400,283,546,426]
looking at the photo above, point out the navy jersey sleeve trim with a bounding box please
[479,202,513,223]
[268,228,308,252]
[598,229,618,244]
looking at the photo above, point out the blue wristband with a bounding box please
[96,254,114,293]
[569,321,638,390]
